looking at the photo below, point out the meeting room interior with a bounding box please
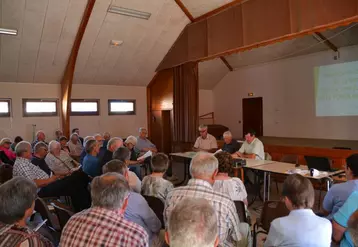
[0,0,358,247]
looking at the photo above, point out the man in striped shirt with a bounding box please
[164,152,250,247]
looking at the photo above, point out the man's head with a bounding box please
[55,129,63,138]
[214,151,234,176]
[14,136,23,144]
[48,140,61,156]
[124,136,137,150]
[0,177,37,225]
[282,174,314,210]
[15,141,32,159]
[91,173,130,211]
[223,131,233,144]
[72,128,80,135]
[348,209,358,246]
[151,153,169,173]
[94,134,104,148]
[113,146,131,162]
[139,127,148,139]
[190,152,218,185]
[83,136,95,147]
[346,154,358,180]
[107,137,123,152]
[103,160,128,179]
[198,124,208,139]
[0,138,12,149]
[103,132,111,141]
[70,133,79,144]
[244,129,256,144]
[36,131,46,142]
[86,139,99,155]
[59,136,68,148]
[34,142,48,159]
[166,198,219,247]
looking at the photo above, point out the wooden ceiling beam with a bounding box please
[174,0,194,22]
[313,32,338,52]
[60,0,96,137]
[194,0,246,22]
[220,56,233,71]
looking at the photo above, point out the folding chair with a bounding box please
[234,200,248,224]
[143,195,165,229]
[51,203,74,231]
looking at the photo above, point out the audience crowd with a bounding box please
[0,125,357,247]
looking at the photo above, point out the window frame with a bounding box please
[0,99,11,117]
[70,99,100,116]
[108,99,136,116]
[22,98,58,117]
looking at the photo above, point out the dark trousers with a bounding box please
[38,170,91,212]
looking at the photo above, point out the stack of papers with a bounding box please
[137,150,152,161]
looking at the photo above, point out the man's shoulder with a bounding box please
[207,134,217,140]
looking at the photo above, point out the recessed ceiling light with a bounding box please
[0,28,18,36]
[110,40,124,47]
[108,6,151,20]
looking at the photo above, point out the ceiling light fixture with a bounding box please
[0,28,18,36]
[108,6,151,20]
[110,40,124,47]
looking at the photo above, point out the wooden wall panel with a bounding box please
[187,20,208,61]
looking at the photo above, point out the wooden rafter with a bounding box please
[313,32,338,52]
[174,0,194,22]
[220,56,233,71]
[60,0,96,137]
[194,0,246,22]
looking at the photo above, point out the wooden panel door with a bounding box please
[150,110,163,152]
[161,110,172,154]
[242,97,263,137]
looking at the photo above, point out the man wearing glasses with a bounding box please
[193,124,218,153]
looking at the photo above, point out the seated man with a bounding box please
[72,128,84,145]
[222,131,240,154]
[193,124,218,153]
[332,191,358,247]
[45,141,79,174]
[32,130,48,148]
[99,137,123,171]
[234,129,264,160]
[165,152,249,247]
[113,147,141,193]
[347,210,358,246]
[103,160,161,244]
[323,154,358,220]
[0,177,53,246]
[124,136,143,179]
[136,127,158,154]
[79,136,94,164]
[60,173,149,247]
[68,133,83,162]
[265,174,332,247]
[83,139,101,177]
[166,197,219,247]
[13,141,91,212]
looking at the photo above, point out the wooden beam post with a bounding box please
[313,32,338,52]
[220,56,233,71]
[60,0,96,137]
[174,0,194,22]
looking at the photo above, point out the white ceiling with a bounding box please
[199,58,229,89]
[0,0,190,86]
[180,0,235,18]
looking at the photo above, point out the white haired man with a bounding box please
[222,131,240,154]
[164,152,250,247]
[193,125,218,153]
[166,197,219,247]
[60,173,149,247]
[136,128,158,153]
[99,137,123,171]
[45,141,79,174]
[32,130,48,148]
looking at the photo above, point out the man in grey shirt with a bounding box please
[136,128,158,154]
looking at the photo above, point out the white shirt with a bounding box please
[213,177,247,202]
[238,138,264,160]
[193,134,218,150]
[264,209,332,247]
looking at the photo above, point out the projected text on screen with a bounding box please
[315,60,358,116]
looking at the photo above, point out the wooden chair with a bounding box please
[253,201,290,247]
[143,195,165,229]
[51,203,74,231]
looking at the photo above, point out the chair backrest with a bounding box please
[0,164,13,184]
[260,201,290,232]
[34,198,58,230]
[51,203,74,230]
[280,154,299,164]
[234,201,247,223]
[142,195,165,228]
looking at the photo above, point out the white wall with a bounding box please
[213,45,358,140]
[0,82,147,141]
[199,89,214,116]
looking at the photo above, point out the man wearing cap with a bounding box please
[0,138,16,161]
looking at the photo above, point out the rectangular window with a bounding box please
[0,99,11,117]
[23,99,58,117]
[70,99,100,116]
[108,99,136,115]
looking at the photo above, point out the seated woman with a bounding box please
[0,177,53,246]
[10,136,23,152]
[213,151,248,205]
[67,133,83,162]
[59,136,70,153]
[141,153,174,202]
[124,136,144,179]
[0,138,16,162]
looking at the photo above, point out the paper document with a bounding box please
[137,151,152,161]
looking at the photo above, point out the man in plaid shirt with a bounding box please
[60,172,149,247]
[165,152,251,247]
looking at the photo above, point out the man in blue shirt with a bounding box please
[333,191,358,247]
[136,128,157,154]
[83,139,101,177]
[323,154,358,220]
[102,160,161,244]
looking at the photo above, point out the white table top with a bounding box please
[170,152,198,159]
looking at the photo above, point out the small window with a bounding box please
[108,99,136,115]
[70,99,99,116]
[23,99,58,117]
[0,99,11,117]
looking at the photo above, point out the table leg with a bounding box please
[175,158,190,186]
[241,168,245,183]
[263,172,267,202]
[268,172,271,201]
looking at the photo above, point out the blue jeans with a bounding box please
[128,165,141,180]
